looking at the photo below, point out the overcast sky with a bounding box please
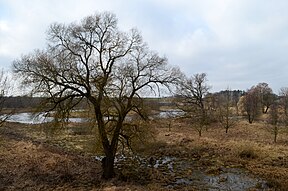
[1,0,288,93]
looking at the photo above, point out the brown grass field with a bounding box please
[0,116,288,190]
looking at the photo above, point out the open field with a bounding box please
[0,117,288,190]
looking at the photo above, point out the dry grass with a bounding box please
[153,117,288,190]
[0,133,103,190]
[1,115,288,190]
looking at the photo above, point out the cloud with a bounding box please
[1,0,288,92]
[157,0,288,92]
[0,20,11,56]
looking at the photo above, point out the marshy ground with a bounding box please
[0,117,288,190]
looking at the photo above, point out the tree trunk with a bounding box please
[225,116,229,133]
[274,126,278,143]
[101,152,115,179]
[92,102,116,180]
[198,128,202,137]
[264,106,269,114]
[248,114,253,124]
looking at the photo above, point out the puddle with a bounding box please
[154,109,185,119]
[205,170,264,190]
[94,155,267,190]
[169,167,267,190]
[174,178,193,185]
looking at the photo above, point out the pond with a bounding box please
[155,109,185,119]
[6,112,88,124]
[6,109,185,124]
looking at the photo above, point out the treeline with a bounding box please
[2,97,44,108]
[173,74,288,142]
[0,96,175,110]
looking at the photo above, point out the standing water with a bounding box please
[6,112,88,124]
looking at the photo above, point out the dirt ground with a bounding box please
[0,118,288,190]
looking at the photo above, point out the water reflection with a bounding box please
[94,155,267,190]
[6,112,87,124]
[6,109,185,124]
[156,109,184,119]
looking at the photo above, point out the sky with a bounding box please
[1,0,288,93]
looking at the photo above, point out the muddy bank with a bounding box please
[94,154,267,191]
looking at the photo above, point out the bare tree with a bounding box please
[232,90,244,116]
[216,89,237,133]
[0,70,12,126]
[13,12,180,179]
[255,82,274,113]
[279,87,288,126]
[176,73,211,136]
[242,87,260,124]
[268,102,279,143]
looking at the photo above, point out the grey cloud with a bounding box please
[1,0,288,93]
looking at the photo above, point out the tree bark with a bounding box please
[264,106,269,114]
[198,128,202,137]
[274,126,278,143]
[101,153,115,179]
[92,101,117,179]
[248,114,253,124]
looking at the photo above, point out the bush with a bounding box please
[238,146,258,159]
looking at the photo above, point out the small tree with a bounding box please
[13,12,180,179]
[176,73,211,136]
[0,70,11,126]
[279,87,288,126]
[232,90,244,116]
[268,102,279,143]
[216,89,237,133]
[255,82,274,113]
[242,87,261,124]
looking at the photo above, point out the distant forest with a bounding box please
[2,97,44,108]
[0,96,174,110]
[1,90,245,110]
